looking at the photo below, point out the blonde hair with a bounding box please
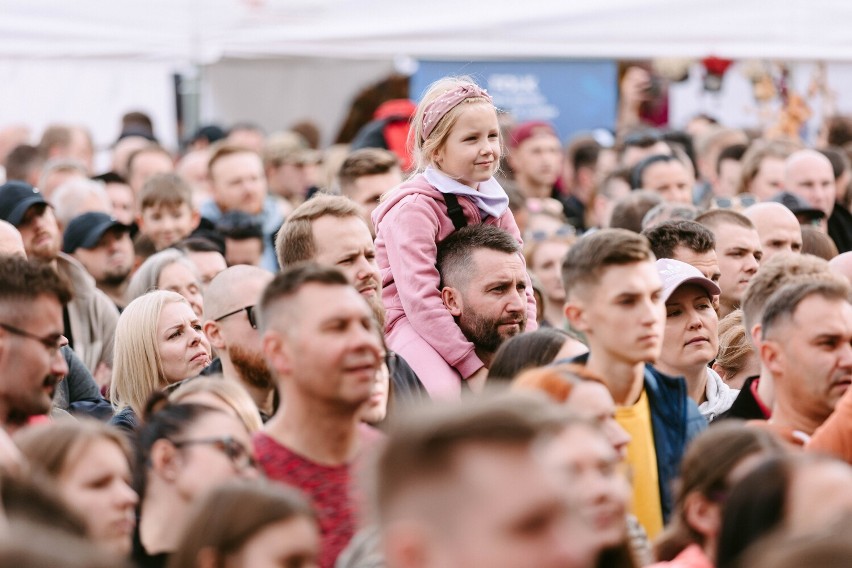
[409,75,499,174]
[127,248,199,302]
[15,419,132,480]
[169,376,264,433]
[714,309,754,378]
[111,290,188,415]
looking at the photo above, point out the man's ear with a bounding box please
[383,521,434,568]
[262,330,291,376]
[441,286,462,317]
[190,210,201,231]
[759,337,783,377]
[564,299,590,334]
[203,320,226,350]
[135,214,145,231]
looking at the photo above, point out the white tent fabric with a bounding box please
[3,0,852,63]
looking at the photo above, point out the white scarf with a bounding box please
[424,167,509,220]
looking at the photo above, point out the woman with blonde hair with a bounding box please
[15,420,138,557]
[110,290,211,432]
[168,376,263,433]
[127,249,204,317]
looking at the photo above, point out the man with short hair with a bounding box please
[203,265,275,417]
[642,220,721,285]
[562,228,705,536]
[507,121,563,201]
[201,144,284,271]
[757,278,852,444]
[256,264,384,568]
[696,209,762,318]
[437,225,528,373]
[38,124,94,174]
[125,144,174,195]
[337,148,403,228]
[0,181,119,376]
[376,396,594,568]
[743,202,803,263]
[721,253,832,421]
[276,194,428,402]
[63,212,134,309]
[0,256,71,432]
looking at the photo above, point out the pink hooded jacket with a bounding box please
[372,173,537,396]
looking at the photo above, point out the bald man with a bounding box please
[743,202,803,264]
[203,265,275,418]
[785,149,852,252]
[829,252,852,285]
[0,220,25,258]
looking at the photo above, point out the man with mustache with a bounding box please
[203,264,275,419]
[276,194,427,403]
[757,277,852,446]
[437,224,528,372]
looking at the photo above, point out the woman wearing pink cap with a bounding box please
[655,258,738,421]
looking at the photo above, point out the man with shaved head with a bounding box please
[203,264,275,417]
[829,252,852,285]
[785,149,852,252]
[0,220,25,258]
[743,202,803,264]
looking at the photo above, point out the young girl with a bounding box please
[372,76,537,399]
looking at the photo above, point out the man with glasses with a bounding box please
[0,256,71,433]
[0,180,119,379]
[203,265,274,418]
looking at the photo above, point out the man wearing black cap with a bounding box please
[0,180,119,378]
[63,212,134,310]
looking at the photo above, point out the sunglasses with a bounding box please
[214,305,257,329]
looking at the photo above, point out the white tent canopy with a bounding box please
[3,0,852,63]
[2,0,852,159]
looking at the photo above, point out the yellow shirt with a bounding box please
[616,389,663,538]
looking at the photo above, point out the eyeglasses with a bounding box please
[0,322,65,357]
[171,436,256,471]
[214,305,257,329]
[528,225,577,242]
[712,194,758,210]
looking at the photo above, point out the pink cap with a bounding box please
[656,258,721,302]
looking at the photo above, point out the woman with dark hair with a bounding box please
[650,422,782,567]
[168,479,319,568]
[716,454,852,568]
[487,328,586,383]
[134,396,257,568]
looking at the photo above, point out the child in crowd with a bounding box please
[372,76,537,398]
[136,173,201,251]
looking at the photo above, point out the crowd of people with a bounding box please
[0,68,852,567]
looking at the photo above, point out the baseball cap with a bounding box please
[509,121,559,149]
[62,212,130,254]
[0,181,48,226]
[656,258,721,302]
[769,191,825,220]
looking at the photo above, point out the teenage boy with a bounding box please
[135,173,200,251]
[562,228,705,538]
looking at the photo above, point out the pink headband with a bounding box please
[421,84,493,141]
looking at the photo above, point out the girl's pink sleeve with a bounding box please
[382,198,484,379]
[497,212,539,332]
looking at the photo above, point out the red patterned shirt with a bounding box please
[253,426,380,568]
